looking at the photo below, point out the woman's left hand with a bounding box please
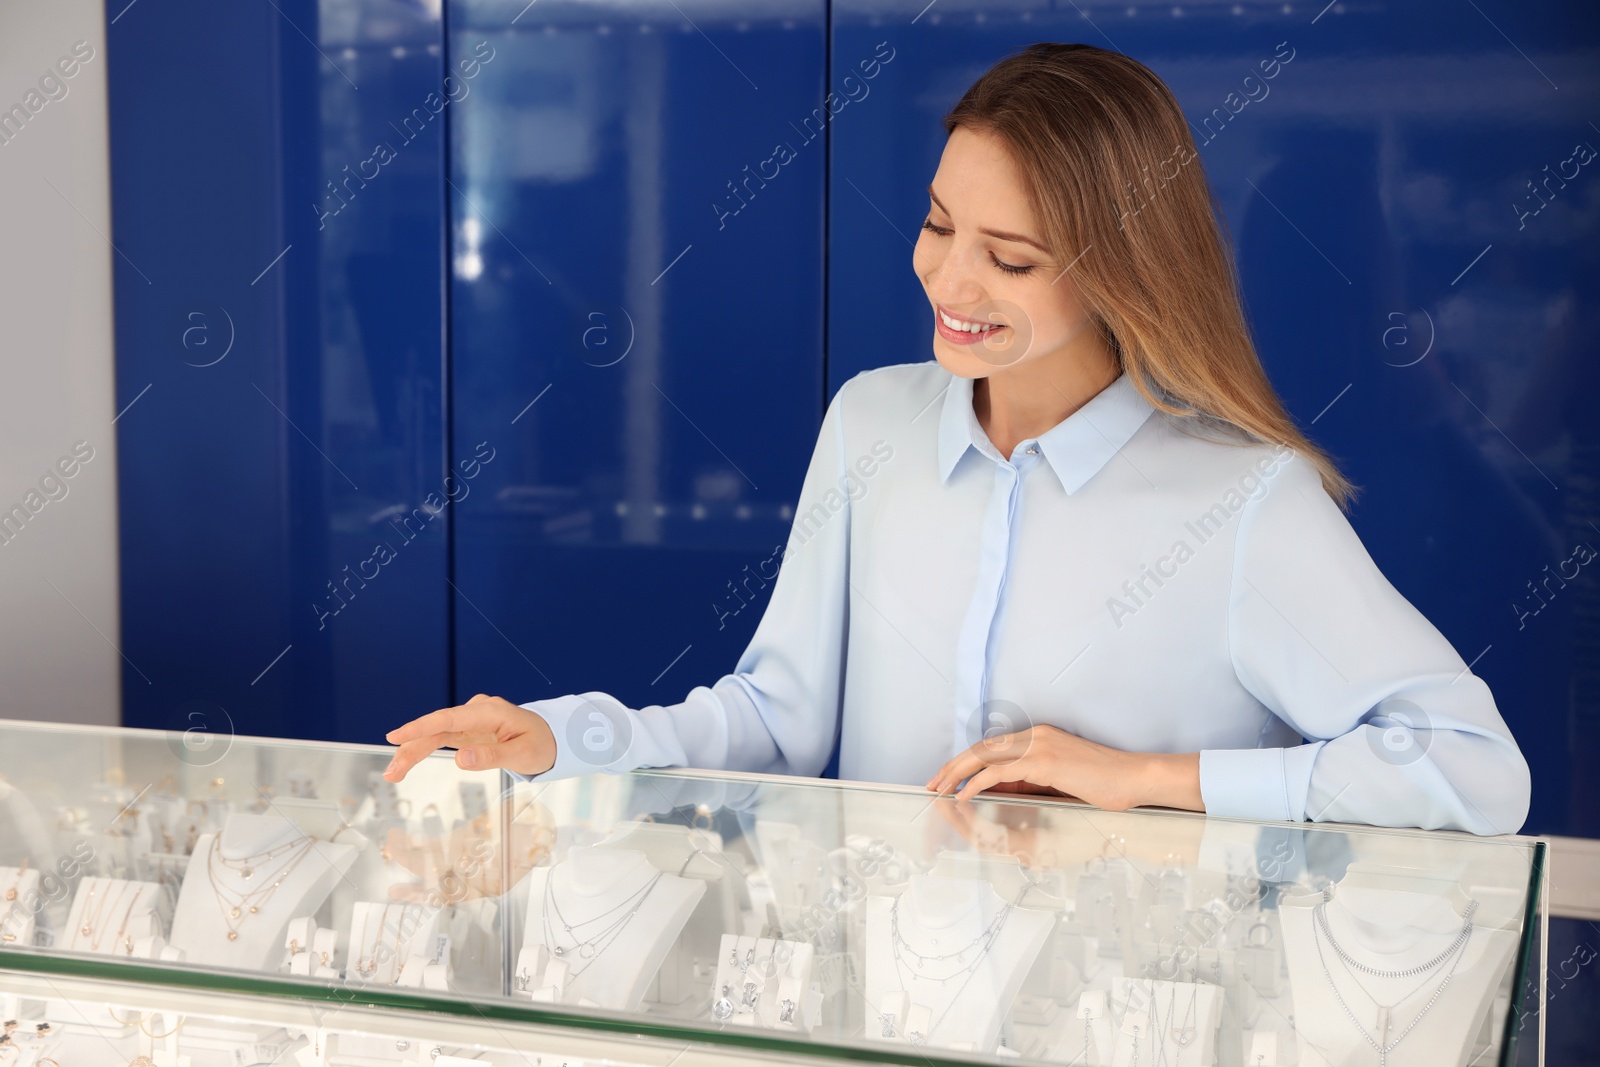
[926,724,1203,812]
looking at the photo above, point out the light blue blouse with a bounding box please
[515,362,1531,835]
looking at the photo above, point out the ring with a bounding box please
[1246,921,1274,947]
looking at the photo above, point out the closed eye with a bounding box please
[920,218,1036,276]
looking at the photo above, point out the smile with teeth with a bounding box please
[939,308,1005,333]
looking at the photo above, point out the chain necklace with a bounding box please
[110,884,149,955]
[1166,978,1197,1051]
[887,886,1025,1046]
[354,903,397,978]
[890,891,1014,984]
[205,834,317,941]
[540,865,665,979]
[75,879,124,951]
[1316,890,1479,977]
[210,835,306,881]
[1310,896,1477,1066]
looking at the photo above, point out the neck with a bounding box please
[974,349,1120,460]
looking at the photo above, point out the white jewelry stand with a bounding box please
[342,901,441,985]
[519,846,704,1011]
[62,876,164,956]
[169,812,357,971]
[864,875,1054,1052]
[710,933,818,1031]
[593,820,733,1005]
[1044,989,1115,1066]
[0,864,43,947]
[1109,977,1221,1066]
[1279,871,1520,1067]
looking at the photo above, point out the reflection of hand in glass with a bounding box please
[381,804,555,905]
[932,793,1206,875]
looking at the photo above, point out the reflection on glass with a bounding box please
[0,720,1541,1066]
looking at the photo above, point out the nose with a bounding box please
[922,241,987,307]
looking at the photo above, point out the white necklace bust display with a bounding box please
[864,874,1054,1052]
[520,846,704,1011]
[1279,867,1520,1067]
[62,876,163,956]
[169,811,357,971]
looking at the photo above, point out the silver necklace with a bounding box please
[1317,890,1479,977]
[1311,897,1477,1066]
[540,866,664,979]
[1166,978,1197,1051]
[888,887,1023,1046]
[889,892,1013,984]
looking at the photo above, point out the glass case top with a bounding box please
[0,718,1542,1066]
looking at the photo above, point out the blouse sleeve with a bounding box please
[1198,451,1531,835]
[509,381,853,784]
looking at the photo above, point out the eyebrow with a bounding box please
[927,185,1050,255]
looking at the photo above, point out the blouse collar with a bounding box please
[937,367,1158,495]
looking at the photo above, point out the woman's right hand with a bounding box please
[382,693,558,781]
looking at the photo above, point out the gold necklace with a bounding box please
[2,860,26,903]
[75,879,119,950]
[205,835,317,941]
[111,885,149,955]
[356,903,395,977]
[89,883,135,953]
[212,835,307,880]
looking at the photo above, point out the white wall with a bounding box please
[0,1,119,726]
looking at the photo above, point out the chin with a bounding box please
[932,340,1019,380]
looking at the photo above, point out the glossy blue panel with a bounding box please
[107,0,449,743]
[829,2,1600,836]
[447,6,827,719]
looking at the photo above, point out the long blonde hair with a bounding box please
[944,43,1358,511]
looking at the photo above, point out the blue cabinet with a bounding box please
[445,6,827,719]
[108,0,1598,836]
[108,0,450,744]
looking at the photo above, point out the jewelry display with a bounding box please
[890,889,1019,1045]
[1167,979,1197,1049]
[205,831,316,942]
[1309,892,1479,1067]
[540,865,665,978]
[111,884,150,955]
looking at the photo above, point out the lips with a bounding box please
[936,304,1008,346]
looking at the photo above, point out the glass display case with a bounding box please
[0,718,1545,1066]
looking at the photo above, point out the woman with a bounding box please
[383,43,1530,835]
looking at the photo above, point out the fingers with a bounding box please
[384,696,502,746]
[926,749,984,794]
[956,761,1028,802]
[383,735,447,782]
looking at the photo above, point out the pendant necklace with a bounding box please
[887,885,1025,1046]
[110,884,149,955]
[89,882,134,952]
[1311,893,1478,1066]
[76,879,124,951]
[1166,979,1197,1052]
[206,833,317,941]
[889,891,1014,984]
[540,865,665,979]
[211,834,306,881]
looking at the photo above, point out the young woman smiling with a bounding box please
[383,44,1530,836]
